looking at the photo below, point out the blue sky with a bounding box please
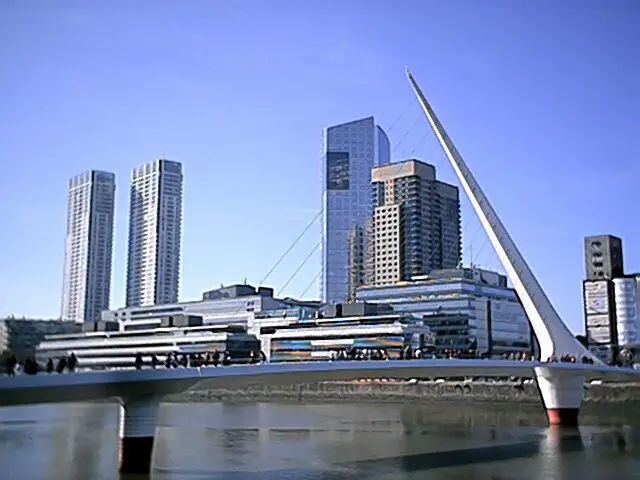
[1,1,638,334]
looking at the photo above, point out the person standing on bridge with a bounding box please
[5,354,17,376]
[46,358,54,374]
[212,350,220,367]
[68,353,78,372]
[55,356,67,374]
[222,351,231,366]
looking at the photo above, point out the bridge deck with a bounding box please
[0,359,637,407]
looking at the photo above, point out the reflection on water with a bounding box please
[0,401,639,480]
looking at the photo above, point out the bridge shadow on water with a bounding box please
[144,428,586,480]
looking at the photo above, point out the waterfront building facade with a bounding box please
[261,313,436,362]
[61,170,116,323]
[320,117,390,304]
[36,322,259,368]
[582,234,629,363]
[126,159,183,307]
[355,268,532,356]
[613,276,640,350]
[0,318,82,359]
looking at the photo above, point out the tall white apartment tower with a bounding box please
[125,159,183,307]
[61,170,116,322]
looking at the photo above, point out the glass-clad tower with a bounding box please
[320,116,390,303]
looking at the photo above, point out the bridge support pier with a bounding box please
[535,367,585,427]
[118,396,161,475]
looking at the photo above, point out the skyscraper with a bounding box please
[365,159,461,287]
[126,159,183,307]
[582,234,626,363]
[61,170,116,322]
[320,116,390,304]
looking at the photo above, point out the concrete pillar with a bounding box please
[535,367,585,427]
[118,397,160,474]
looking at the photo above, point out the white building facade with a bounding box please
[126,159,183,307]
[321,116,390,304]
[613,276,640,348]
[102,293,287,329]
[61,171,116,322]
[356,268,532,356]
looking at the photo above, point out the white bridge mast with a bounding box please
[406,68,596,363]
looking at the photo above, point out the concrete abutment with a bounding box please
[118,396,161,475]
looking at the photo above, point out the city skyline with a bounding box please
[1,3,638,334]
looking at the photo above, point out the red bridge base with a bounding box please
[546,408,579,427]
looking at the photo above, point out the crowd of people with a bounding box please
[327,347,538,362]
[132,350,268,370]
[544,354,596,364]
[3,353,79,376]
[1,347,631,376]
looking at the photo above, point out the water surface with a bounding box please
[0,401,638,479]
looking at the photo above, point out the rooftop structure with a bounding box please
[101,284,303,329]
[202,284,274,300]
[584,235,624,281]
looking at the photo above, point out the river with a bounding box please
[0,401,638,479]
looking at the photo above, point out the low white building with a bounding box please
[355,267,533,356]
[100,284,314,330]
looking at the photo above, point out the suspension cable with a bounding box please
[386,100,415,133]
[259,210,322,285]
[391,114,424,156]
[278,241,321,296]
[409,130,430,157]
[299,270,322,298]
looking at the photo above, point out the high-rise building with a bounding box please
[347,224,366,302]
[125,159,183,307]
[582,234,626,363]
[365,159,461,286]
[61,171,116,322]
[320,116,390,304]
[583,279,618,363]
[584,234,624,280]
[612,276,640,349]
